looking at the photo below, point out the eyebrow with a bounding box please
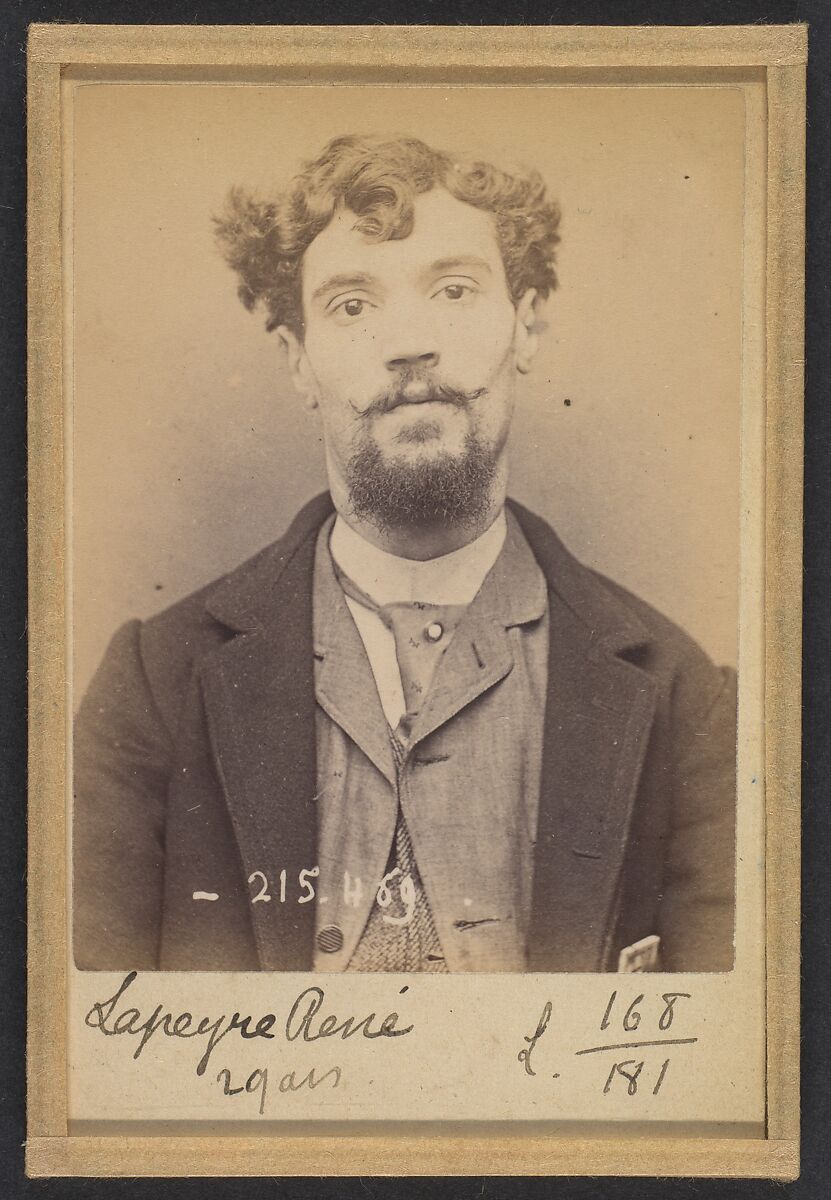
[311,273,376,304]
[310,256,495,305]
[425,256,494,278]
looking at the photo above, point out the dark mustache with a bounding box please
[364,382,487,417]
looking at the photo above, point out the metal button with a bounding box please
[425,622,443,642]
[316,924,344,954]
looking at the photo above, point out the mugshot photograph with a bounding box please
[72,133,737,975]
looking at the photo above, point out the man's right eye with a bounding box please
[331,297,370,321]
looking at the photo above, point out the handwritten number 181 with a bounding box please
[603,1057,671,1096]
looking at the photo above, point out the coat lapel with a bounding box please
[199,495,332,970]
[510,501,658,972]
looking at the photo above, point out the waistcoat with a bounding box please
[311,511,550,972]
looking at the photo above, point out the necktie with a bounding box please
[334,565,467,738]
[335,566,467,971]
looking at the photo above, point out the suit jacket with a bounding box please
[73,493,737,973]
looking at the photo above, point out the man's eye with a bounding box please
[437,283,475,301]
[332,297,369,320]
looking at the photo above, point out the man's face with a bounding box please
[281,187,539,528]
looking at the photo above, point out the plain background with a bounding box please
[70,82,744,696]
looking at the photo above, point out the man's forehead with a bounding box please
[301,187,504,292]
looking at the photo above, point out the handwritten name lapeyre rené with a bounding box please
[85,972,413,1079]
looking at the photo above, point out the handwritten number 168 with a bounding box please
[600,990,690,1033]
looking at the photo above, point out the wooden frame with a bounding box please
[26,23,805,1178]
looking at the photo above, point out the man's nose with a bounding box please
[384,347,440,373]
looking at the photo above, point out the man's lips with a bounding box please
[359,384,486,419]
[384,392,454,412]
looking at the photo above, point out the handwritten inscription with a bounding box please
[82,975,707,1119]
[517,1000,552,1077]
[190,866,419,927]
[216,1063,342,1115]
[602,1057,671,1096]
[85,973,414,1077]
[517,990,696,1096]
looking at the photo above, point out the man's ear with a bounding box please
[276,325,319,411]
[514,289,541,375]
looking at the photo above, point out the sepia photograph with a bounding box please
[72,87,740,978]
[26,23,804,1177]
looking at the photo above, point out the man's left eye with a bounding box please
[436,283,475,301]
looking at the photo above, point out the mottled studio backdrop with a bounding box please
[70,83,744,698]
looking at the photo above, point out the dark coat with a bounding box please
[73,494,736,973]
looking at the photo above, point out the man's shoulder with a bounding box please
[129,492,725,701]
[138,492,333,666]
[508,498,728,683]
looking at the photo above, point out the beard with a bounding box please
[338,370,501,531]
[345,427,498,532]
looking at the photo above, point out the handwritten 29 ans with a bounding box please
[195,867,418,926]
[519,990,694,1099]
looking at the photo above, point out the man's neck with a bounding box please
[330,508,508,606]
[337,511,502,561]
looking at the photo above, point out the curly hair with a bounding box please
[214,134,562,337]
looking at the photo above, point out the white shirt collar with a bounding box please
[329,510,507,606]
